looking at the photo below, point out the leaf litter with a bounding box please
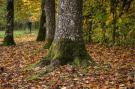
[0,35,134,89]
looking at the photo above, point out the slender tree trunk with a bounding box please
[36,0,46,41]
[112,13,117,44]
[39,0,95,67]
[44,0,55,48]
[101,22,106,44]
[88,20,92,43]
[3,0,15,46]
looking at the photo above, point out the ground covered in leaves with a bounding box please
[0,34,134,89]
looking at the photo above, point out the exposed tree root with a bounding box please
[25,39,97,80]
[26,56,96,81]
[27,60,60,81]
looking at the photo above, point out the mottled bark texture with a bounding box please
[36,0,46,41]
[3,0,15,46]
[44,0,55,48]
[39,0,95,67]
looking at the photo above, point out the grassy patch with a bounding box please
[0,30,38,38]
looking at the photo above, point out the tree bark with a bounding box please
[3,0,15,46]
[44,0,55,48]
[88,20,92,43]
[39,0,95,67]
[101,22,106,44]
[36,0,46,41]
[112,13,117,44]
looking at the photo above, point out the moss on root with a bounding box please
[26,64,57,81]
[25,38,96,80]
[23,60,40,71]
[26,69,46,81]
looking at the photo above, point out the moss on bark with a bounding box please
[39,38,96,67]
[44,38,53,49]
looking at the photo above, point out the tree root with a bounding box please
[26,60,60,81]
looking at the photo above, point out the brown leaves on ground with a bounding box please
[0,35,134,89]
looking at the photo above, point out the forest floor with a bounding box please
[0,34,134,89]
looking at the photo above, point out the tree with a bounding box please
[110,0,134,44]
[36,0,46,41]
[3,0,15,46]
[44,0,55,48]
[38,0,95,69]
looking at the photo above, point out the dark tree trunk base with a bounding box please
[28,38,96,74]
[38,38,96,68]
[36,36,46,42]
[3,36,16,46]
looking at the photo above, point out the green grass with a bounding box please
[0,29,38,38]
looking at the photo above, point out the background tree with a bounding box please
[82,0,135,46]
[109,0,134,44]
[3,0,15,45]
[44,0,55,49]
[0,0,134,46]
[36,0,46,41]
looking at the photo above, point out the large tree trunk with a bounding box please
[3,0,15,46]
[40,0,95,67]
[44,0,55,48]
[36,0,46,41]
